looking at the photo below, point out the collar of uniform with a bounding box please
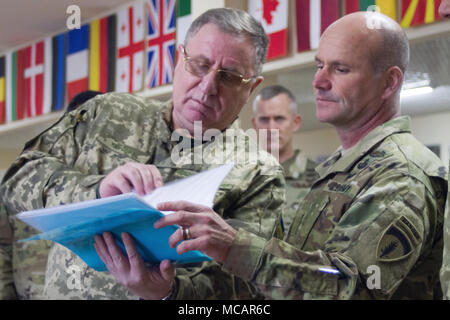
[283,149,307,179]
[315,116,411,178]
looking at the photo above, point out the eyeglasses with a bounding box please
[180,45,257,87]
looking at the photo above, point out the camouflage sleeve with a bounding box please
[223,173,437,299]
[440,187,450,299]
[0,99,105,212]
[0,204,17,299]
[171,168,286,300]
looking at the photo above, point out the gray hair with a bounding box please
[183,7,269,75]
[253,85,299,114]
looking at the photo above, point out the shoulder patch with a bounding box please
[376,216,421,262]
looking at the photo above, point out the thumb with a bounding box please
[160,259,176,282]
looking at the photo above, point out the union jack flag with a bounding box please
[145,0,176,88]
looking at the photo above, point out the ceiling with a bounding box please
[0,0,133,52]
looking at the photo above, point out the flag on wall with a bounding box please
[47,34,67,112]
[401,0,442,28]
[24,41,44,117]
[0,56,5,124]
[116,3,145,93]
[5,49,26,122]
[344,0,397,20]
[145,0,176,88]
[249,0,289,60]
[296,0,340,52]
[67,24,89,103]
[176,0,191,47]
[89,15,117,93]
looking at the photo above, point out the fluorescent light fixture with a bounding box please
[400,86,433,98]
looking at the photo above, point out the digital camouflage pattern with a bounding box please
[223,116,447,299]
[281,149,318,233]
[0,202,52,300]
[440,171,450,299]
[0,203,16,299]
[0,92,285,299]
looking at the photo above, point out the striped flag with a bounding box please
[45,34,67,112]
[296,0,340,53]
[401,0,442,28]
[249,0,289,60]
[66,24,89,103]
[344,0,397,20]
[24,41,45,117]
[5,49,26,122]
[116,3,146,93]
[0,56,5,124]
[89,15,117,93]
[176,0,191,47]
[145,0,176,89]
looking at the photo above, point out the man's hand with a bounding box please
[99,163,163,197]
[94,232,175,300]
[154,201,237,263]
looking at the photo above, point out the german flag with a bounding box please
[89,14,116,93]
[401,0,442,28]
[0,56,5,124]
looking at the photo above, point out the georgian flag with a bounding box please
[116,3,146,93]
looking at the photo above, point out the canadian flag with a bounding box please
[116,3,145,93]
[249,0,288,61]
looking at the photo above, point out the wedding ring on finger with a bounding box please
[182,227,191,240]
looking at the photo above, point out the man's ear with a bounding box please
[251,117,257,129]
[292,115,302,132]
[381,66,403,100]
[250,76,264,95]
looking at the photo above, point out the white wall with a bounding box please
[291,111,450,165]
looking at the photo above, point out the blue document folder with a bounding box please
[17,164,235,271]
[19,196,212,271]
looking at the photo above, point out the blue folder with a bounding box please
[19,195,212,272]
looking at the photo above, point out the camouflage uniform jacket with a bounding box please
[223,116,447,299]
[440,170,450,299]
[281,149,318,232]
[0,92,285,300]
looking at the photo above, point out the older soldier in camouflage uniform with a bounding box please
[439,0,450,300]
[152,12,448,299]
[251,85,318,231]
[0,8,285,299]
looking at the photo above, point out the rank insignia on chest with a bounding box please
[376,215,421,262]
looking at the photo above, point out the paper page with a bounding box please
[143,163,234,213]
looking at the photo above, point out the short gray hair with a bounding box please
[183,8,269,75]
[253,85,299,114]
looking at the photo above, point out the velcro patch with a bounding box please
[376,216,421,262]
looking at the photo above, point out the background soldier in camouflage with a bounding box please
[145,12,447,299]
[438,0,450,299]
[252,85,318,232]
[0,8,285,299]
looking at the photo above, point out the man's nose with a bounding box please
[312,68,332,91]
[198,69,219,96]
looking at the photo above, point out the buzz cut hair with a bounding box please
[253,85,299,114]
